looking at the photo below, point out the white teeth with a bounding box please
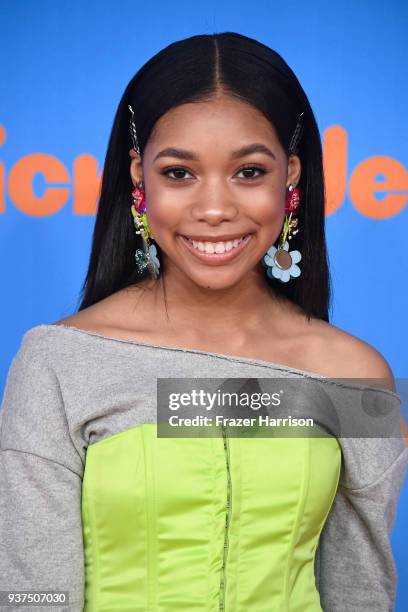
[189,236,246,254]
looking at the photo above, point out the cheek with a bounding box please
[249,186,287,251]
[143,182,183,230]
[248,188,285,226]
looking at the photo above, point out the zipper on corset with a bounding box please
[219,423,231,611]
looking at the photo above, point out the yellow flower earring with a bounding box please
[130,181,160,279]
[263,111,304,284]
[128,105,160,280]
[263,184,301,283]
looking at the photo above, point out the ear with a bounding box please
[286,154,301,188]
[129,148,144,186]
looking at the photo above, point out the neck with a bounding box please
[144,262,293,341]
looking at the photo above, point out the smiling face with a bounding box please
[130,94,301,291]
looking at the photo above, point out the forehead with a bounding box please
[146,95,280,148]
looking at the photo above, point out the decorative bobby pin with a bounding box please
[288,112,304,154]
[128,104,141,155]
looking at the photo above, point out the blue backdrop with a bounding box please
[1,1,407,608]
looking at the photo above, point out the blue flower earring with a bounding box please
[128,104,160,280]
[130,181,160,279]
[263,184,302,283]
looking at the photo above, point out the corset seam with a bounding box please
[283,438,311,610]
[82,452,101,611]
[234,437,243,612]
[312,439,342,599]
[218,424,232,611]
[207,436,219,611]
[142,426,155,609]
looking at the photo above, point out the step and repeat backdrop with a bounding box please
[1,1,407,608]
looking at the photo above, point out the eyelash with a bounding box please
[161,165,267,181]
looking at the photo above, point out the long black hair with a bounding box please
[77,32,331,322]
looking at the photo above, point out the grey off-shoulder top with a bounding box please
[0,324,407,611]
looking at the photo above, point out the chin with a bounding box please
[186,270,246,291]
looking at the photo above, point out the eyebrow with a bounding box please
[153,143,276,162]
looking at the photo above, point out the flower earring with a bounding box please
[128,104,160,280]
[263,184,302,283]
[263,111,304,284]
[130,180,160,279]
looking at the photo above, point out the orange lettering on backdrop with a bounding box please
[8,154,70,217]
[323,125,347,216]
[73,155,102,215]
[2,127,407,219]
[349,156,408,219]
[401,416,408,446]
[0,125,6,214]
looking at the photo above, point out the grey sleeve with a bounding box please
[315,438,408,612]
[0,334,85,612]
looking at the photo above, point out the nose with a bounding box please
[190,179,239,224]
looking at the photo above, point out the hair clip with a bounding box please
[288,111,304,154]
[128,104,141,155]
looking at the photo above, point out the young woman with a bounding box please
[1,32,407,611]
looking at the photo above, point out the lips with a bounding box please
[178,233,253,264]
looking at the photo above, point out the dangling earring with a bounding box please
[263,110,304,284]
[130,180,160,279]
[128,104,160,280]
[263,183,302,283]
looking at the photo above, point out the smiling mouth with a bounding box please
[182,234,250,254]
[179,233,253,264]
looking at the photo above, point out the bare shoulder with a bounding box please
[52,283,154,336]
[306,318,396,392]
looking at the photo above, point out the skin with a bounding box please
[57,92,396,388]
[128,94,302,341]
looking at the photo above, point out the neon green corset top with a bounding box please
[81,423,341,611]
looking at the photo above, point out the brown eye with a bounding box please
[236,166,266,179]
[161,167,194,180]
